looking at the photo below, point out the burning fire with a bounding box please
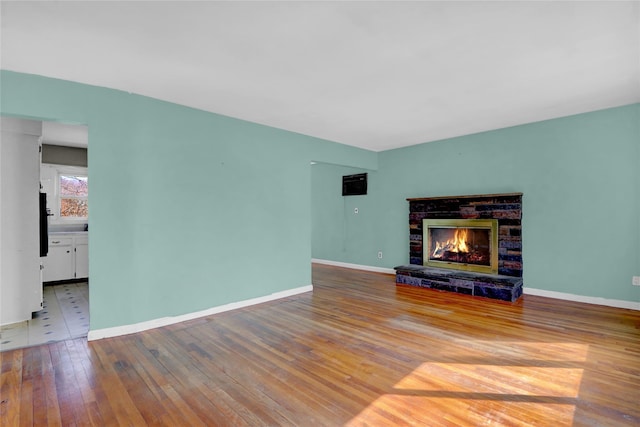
[432,228,469,258]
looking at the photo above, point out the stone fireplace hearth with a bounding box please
[395,193,523,302]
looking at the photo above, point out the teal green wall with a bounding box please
[311,163,385,267]
[312,104,640,303]
[2,70,637,321]
[1,70,376,330]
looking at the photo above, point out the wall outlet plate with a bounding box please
[378,251,383,259]
[633,276,640,286]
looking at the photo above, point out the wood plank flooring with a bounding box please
[2,263,639,426]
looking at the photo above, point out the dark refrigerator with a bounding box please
[39,192,48,257]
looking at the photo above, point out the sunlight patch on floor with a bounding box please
[347,342,589,426]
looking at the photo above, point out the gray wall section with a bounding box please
[42,144,87,167]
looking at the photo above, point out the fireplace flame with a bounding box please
[432,228,469,258]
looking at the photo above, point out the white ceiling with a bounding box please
[1,1,638,152]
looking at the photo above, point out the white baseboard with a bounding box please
[523,287,639,311]
[313,259,638,311]
[312,258,396,274]
[87,284,313,341]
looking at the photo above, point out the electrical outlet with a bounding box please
[354,207,359,214]
[378,251,383,259]
[633,276,640,286]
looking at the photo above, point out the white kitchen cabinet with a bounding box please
[74,236,89,279]
[44,237,74,281]
[43,233,88,282]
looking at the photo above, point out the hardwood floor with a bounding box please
[2,263,639,426]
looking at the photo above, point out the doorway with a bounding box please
[0,120,90,351]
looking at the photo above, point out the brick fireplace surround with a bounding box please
[395,193,524,302]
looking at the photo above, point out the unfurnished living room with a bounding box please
[1,1,639,426]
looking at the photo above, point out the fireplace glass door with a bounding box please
[423,219,498,274]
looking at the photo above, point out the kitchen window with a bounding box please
[41,164,88,224]
[59,173,88,219]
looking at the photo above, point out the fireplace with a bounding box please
[395,193,524,302]
[423,219,498,274]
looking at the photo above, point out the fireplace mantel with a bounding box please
[407,192,523,202]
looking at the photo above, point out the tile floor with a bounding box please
[0,282,89,351]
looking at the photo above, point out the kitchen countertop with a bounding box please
[49,231,88,236]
